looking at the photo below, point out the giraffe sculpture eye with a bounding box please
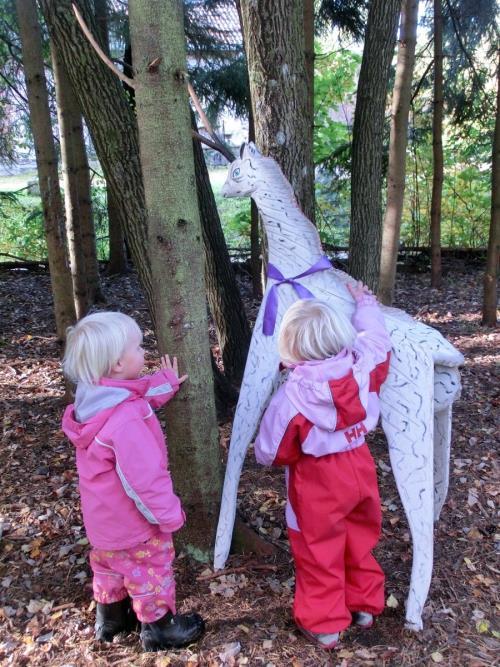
[232,167,241,178]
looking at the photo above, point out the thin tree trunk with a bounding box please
[94,0,128,276]
[482,49,499,326]
[349,0,401,291]
[51,44,89,319]
[378,0,419,305]
[430,0,444,288]
[192,114,251,386]
[128,0,221,556]
[235,0,262,296]
[39,0,154,315]
[78,145,104,304]
[248,108,262,298]
[239,0,315,221]
[16,0,76,340]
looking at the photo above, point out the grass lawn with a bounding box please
[0,171,38,192]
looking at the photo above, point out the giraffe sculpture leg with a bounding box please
[380,339,435,630]
[214,329,281,569]
[433,407,452,522]
[433,365,461,521]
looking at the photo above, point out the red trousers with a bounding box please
[287,443,384,634]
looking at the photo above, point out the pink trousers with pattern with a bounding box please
[89,530,176,623]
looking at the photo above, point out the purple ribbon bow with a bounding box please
[262,255,332,336]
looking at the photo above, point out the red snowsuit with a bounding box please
[254,294,391,634]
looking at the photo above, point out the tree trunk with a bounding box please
[304,0,315,226]
[378,0,419,305]
[235,0,261,296]
[239,0,315,221]
[78,146,104,304]
[39,0,154,315]
[51,44,89,319]
[349,0,401,291]
[192,114,251,386]
[94,0,128,276]
[41,0,249,389]
[248,106,262,298]
[482,50,499,326]
[16,0,76,340]
[128,0,221,557]
[430,0,444,288]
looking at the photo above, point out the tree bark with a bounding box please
[39,0,154,315]
[235,0,262,296]
[16,0,76,340]
[304,0,315,225]
[482,49,499,326]
[192,114,251,386]
[248,93,262,298]
[349,0,401,291]
[430,0,444,288]
[40,0,249,387]
[94,0,128,276]
[378,0,419,305]
[128,0,221,557]
[239,0,315,221]
[51,44,89,319]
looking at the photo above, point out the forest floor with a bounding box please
[0,259,498,667]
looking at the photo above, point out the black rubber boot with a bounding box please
[95,597,139,642]
[140,611,205,651]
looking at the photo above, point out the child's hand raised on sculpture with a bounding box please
[346,280,374,302]
[160,354,188,384]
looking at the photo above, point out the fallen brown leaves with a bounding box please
[0,260,498,666]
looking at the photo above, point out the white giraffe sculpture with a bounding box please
[214,142,464,631]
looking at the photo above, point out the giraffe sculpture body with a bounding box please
[214,143,464,630]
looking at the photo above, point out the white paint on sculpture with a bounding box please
[214,143,464,631]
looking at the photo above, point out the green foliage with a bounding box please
[0,190,46,260]
[91,185,110,261]
[313,46,358,246]
[211,169,250,249]
[313,47,359,168]
[401,112,492,248]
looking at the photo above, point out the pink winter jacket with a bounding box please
[62,369,185,550]
[254,295,392,468]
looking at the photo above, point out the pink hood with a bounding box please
[284,349,362,431]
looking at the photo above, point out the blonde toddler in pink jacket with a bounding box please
[62,311,204,651]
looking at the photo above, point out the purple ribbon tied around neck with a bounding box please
[262,255,333,336]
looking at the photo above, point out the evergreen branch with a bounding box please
[411,59,434,103]
[0,70,28,104]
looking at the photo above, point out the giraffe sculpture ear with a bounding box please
[246,142,261,158]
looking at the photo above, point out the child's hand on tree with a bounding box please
[346,280,374,302]
[160,354,188,384]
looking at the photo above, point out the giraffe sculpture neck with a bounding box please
[251,178,324,276]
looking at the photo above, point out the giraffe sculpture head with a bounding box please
[221,142,263,198]
[221,141,296,203]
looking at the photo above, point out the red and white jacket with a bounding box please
[254,295,391,529]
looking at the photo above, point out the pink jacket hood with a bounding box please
[62,375,158,448]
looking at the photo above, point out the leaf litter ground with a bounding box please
[0,260,498,666]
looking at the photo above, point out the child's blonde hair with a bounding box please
[62,312,142,384]
[278,299,356,365]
